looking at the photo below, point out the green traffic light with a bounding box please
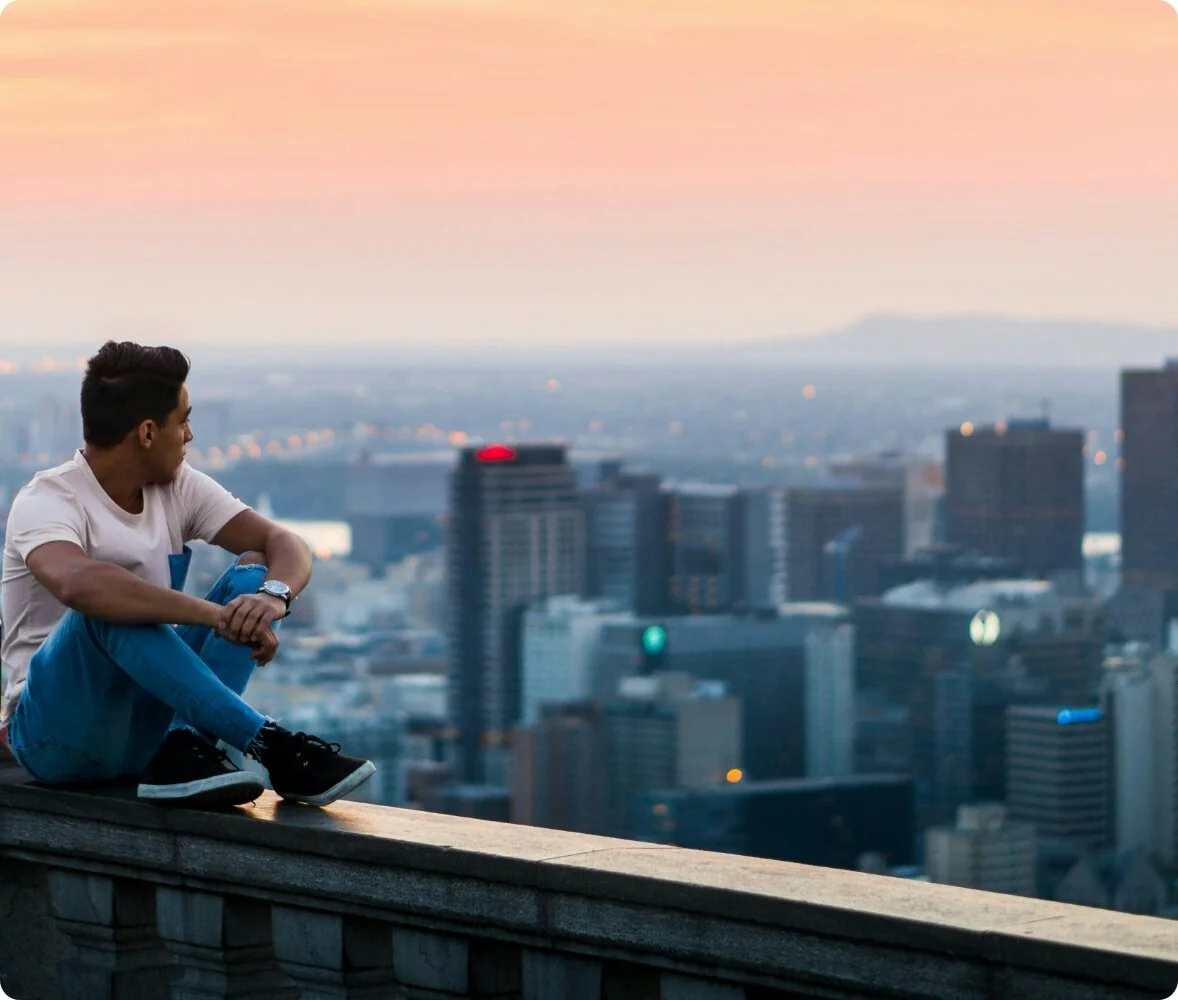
[642,625,668,656]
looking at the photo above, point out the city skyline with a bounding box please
[1,0,1177,350]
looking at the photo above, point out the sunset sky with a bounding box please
[1,0,1176,353]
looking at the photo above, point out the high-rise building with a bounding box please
[945,419,1084,581]
[583,470,671,615]
[804,614,856,779]
[855,579,1105,828]
[637,775,915,870]
[785,484,905,602]
[447,443,584,784]
[666,484,747,613]
[1121,361,1178,593]
[925,803,1037,897]
[1005,705,1110,851]
[830,453,945,556]
[603,674,741,838]
[594,605,853,781]
[519,597,627,725]
[1102,648,1178,864]
[511,700,607,834]
[741,486,788,608]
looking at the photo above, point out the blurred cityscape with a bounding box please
[2,353,1177,917]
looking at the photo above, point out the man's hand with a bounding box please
[218,593,286,646]
[250,627,280,666]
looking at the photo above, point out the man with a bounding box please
[0,341,375,809]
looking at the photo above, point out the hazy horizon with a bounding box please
[2,0,1177,350]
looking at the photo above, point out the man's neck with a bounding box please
[80,446,147,515]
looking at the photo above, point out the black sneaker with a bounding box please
[247,723,376,806]
[137,728,266,808]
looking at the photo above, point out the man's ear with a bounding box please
[137,420,156,448]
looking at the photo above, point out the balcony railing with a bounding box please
[1,760,1176,1000]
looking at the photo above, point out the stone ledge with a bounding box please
[2,763,1177,999]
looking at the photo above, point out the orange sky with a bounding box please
[1,0,1176,351]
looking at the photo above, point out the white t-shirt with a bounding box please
[0,452,249,729]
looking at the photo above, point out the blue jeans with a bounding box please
[8,550,272,786]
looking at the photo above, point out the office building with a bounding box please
[925,804,1037,897]
[1121,361,1178,593]
[666,484,747,613]
[519,597,627,725]
[785,484,905,602]
[346,452,450,574]
[637,775,915,870]
[805,614,856,778]
[830,453,944,555]
[583,470,671,615]
[1006,705,1110,851]
[1102,649,1178,863]
[594,605,853,781]
[511,701,607,834]
[945,419,1084,581]
[855,579,1104,827]
[447,443,585,784]
[603,674,741,838]
[742,486,789,608]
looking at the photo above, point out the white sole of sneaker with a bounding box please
[278,760,377,807]
[137,770,266,809]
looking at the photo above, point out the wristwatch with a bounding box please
[257,580,294,618]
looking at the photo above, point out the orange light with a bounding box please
[726,769,744,784]
[960,421,975,437]
[1094,450,1108,466]
[802,385,817,399]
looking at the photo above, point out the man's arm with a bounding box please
[211,509,313,644]
[27,542,224,628]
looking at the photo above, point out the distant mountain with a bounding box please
[749,314,1178,368]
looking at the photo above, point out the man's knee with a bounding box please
[235,551,268,568]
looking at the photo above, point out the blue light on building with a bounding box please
[1056,708,1103,726]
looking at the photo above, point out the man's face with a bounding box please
[146,384,193,484]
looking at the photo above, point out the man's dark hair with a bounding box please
[80,341,191,449]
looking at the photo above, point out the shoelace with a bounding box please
[287,732,343,761]
[188,738,234,767]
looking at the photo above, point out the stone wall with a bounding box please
[2,762,1177,999]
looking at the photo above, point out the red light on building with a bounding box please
[476,444,518,463]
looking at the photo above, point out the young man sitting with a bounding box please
[0,341,375,809]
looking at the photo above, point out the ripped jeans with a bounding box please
[7,550,272,785]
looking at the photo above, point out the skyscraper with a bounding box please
[855,579,1105,828]
[945,419,1084,581]
[1121,361,1178,592]
[447,444,584,784]
[1102,648,1178,864]
[785,484,905,602]
[1006,705,1111,851]
[830,452,945,556]
[583,470,671,615]
[666,484,747,614]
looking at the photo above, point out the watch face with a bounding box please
[262,581,291,599]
